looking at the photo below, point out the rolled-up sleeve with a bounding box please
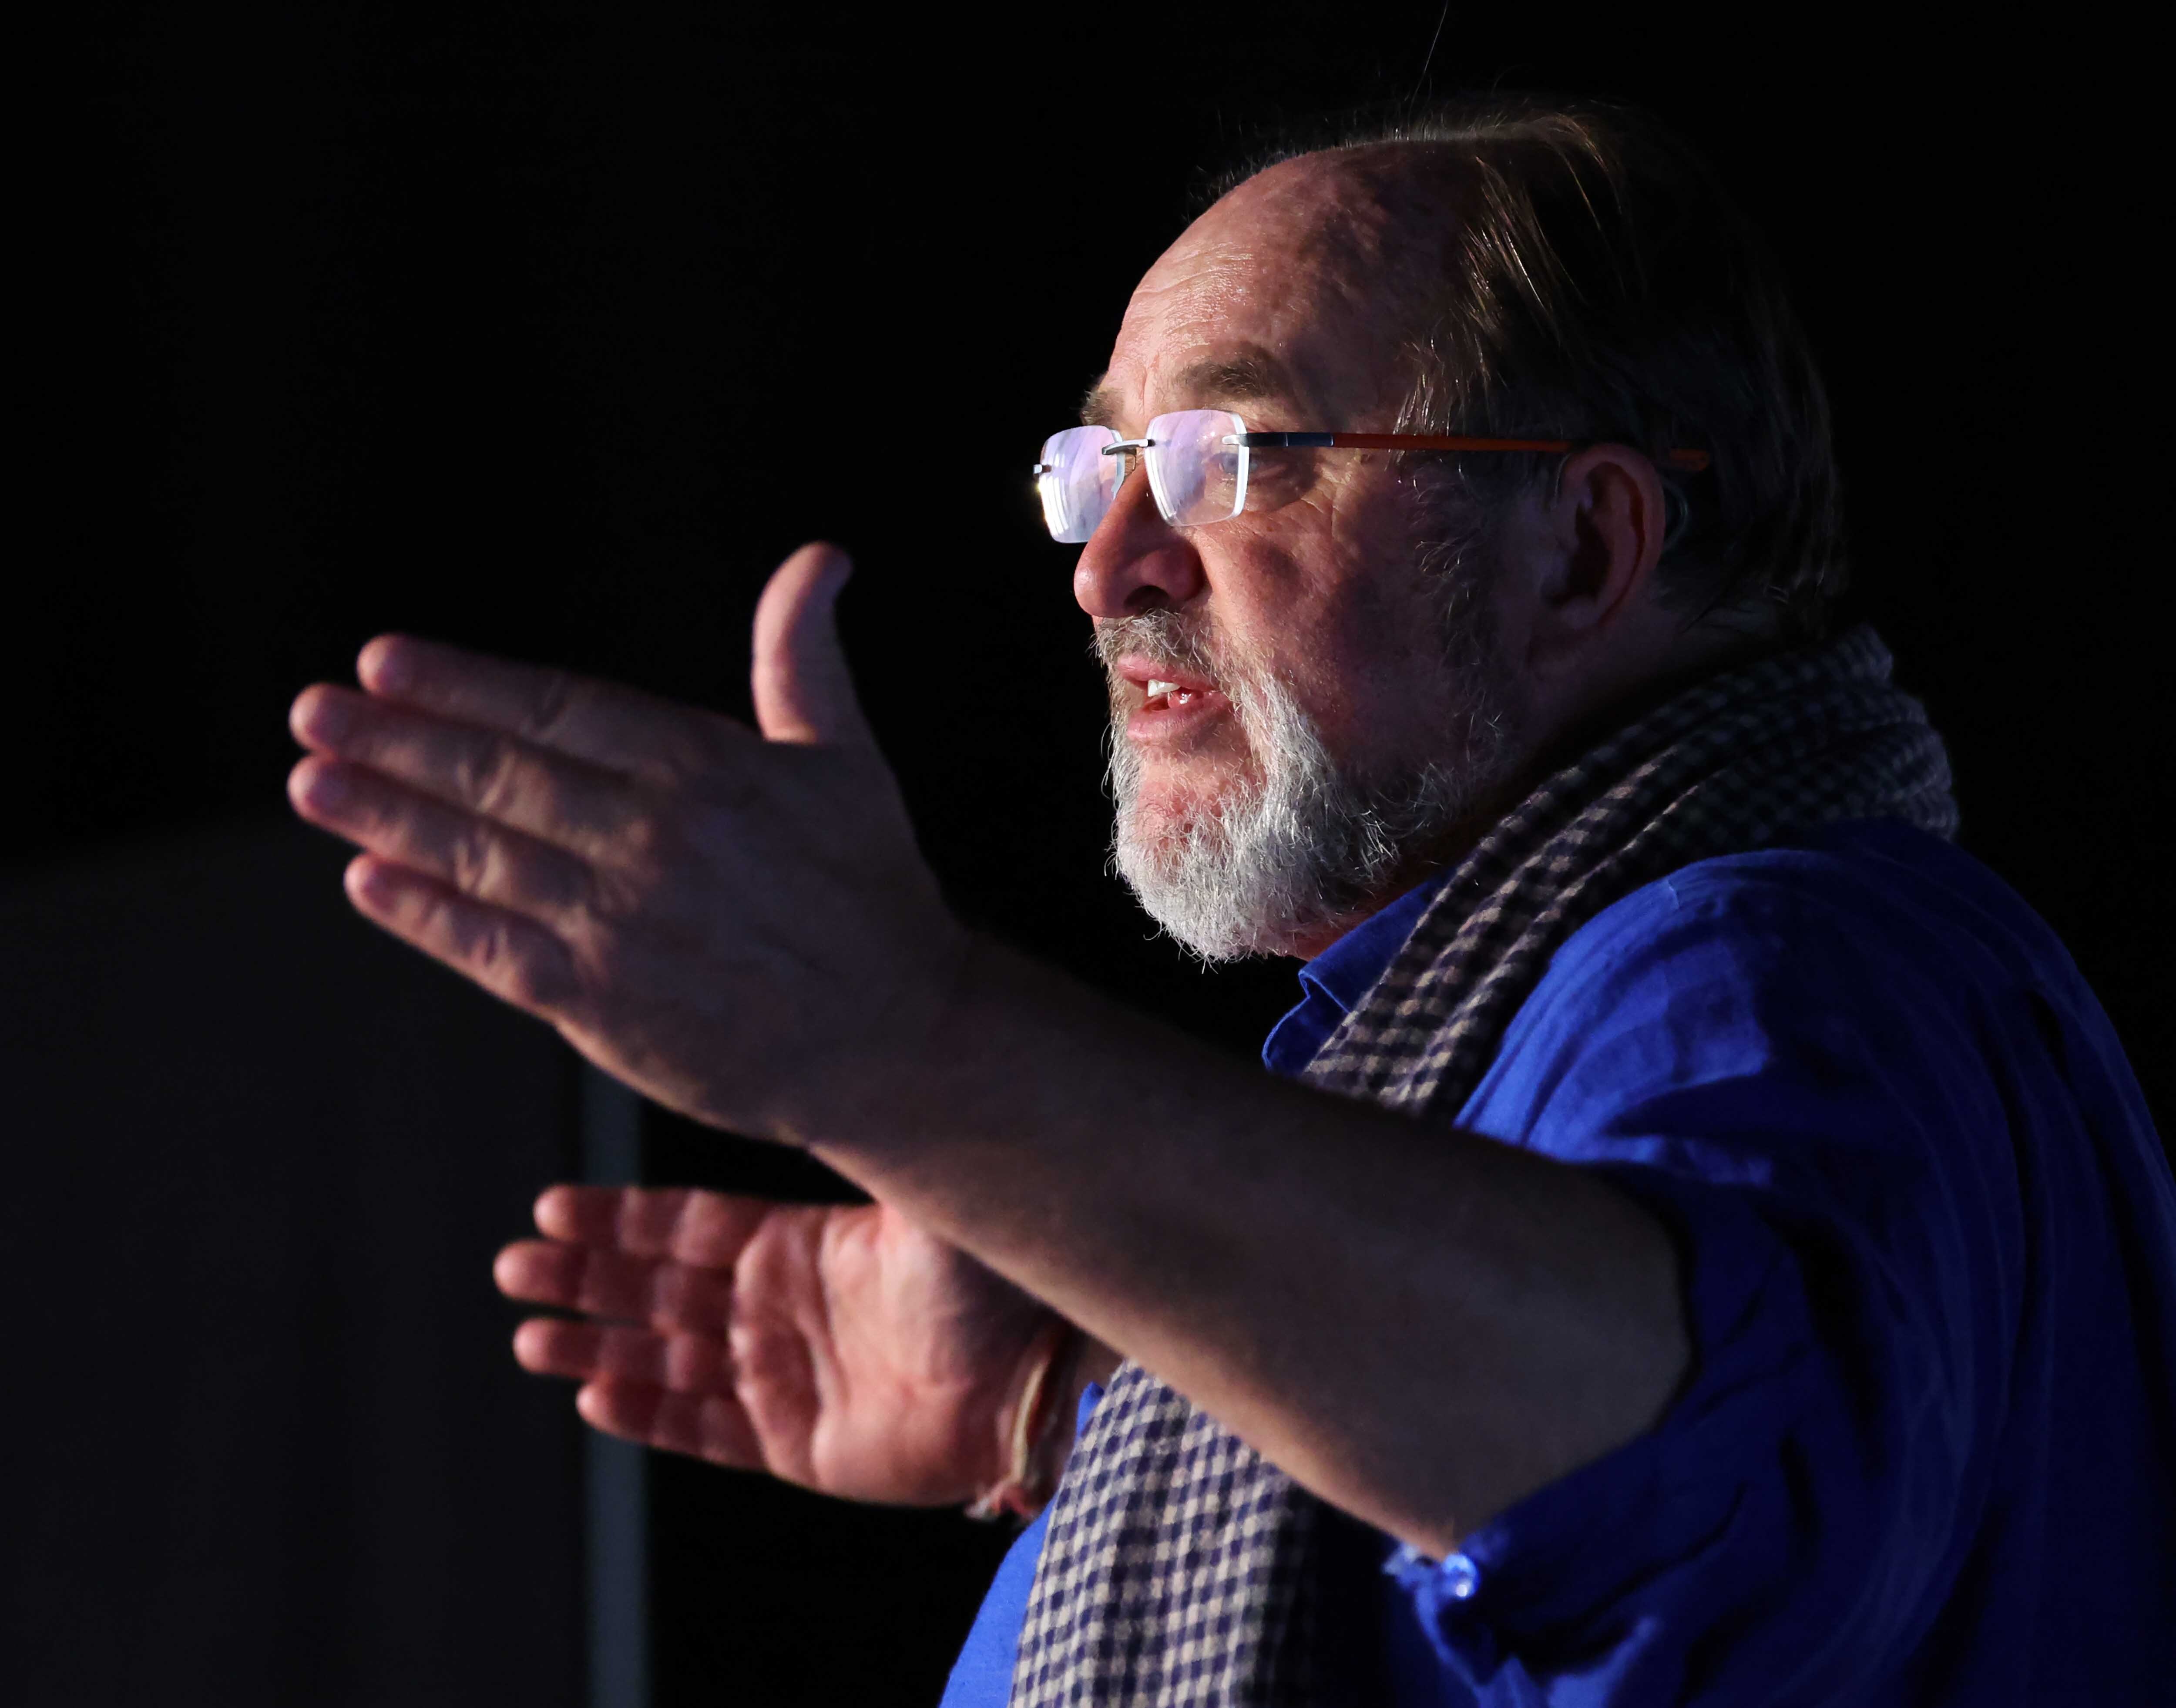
[1394,853,2030,1705]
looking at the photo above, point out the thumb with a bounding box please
[751,542,873,747]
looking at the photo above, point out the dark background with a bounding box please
[10,7,2166,1706]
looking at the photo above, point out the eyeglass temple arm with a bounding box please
[1233,431,1712,474]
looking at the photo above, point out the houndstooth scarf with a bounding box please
[1009,625,1956,1707]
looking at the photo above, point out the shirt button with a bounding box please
[1440,1553,1481,1601]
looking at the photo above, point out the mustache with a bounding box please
[1090,609,1228,687]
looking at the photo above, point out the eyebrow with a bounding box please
[1078,351,1301,429]
[1080,381,1119,429]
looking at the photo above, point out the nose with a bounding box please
[1072,464,1208,618]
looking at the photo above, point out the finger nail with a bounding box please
[302,763,350,811]
[359,636,411,695]
[344,854,388,905]
[297,689,352,745]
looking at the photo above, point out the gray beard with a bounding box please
[1100,597,1518,963]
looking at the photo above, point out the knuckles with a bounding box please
[607,801,676,870]
[468,912,576,1015]
[519,669,581,747]
[447,817,502,898]
[460,736,534,822]
[567,915,635,992]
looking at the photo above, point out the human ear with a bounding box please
[1528,445,1669,667]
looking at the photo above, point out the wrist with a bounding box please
[967,1314,1081,1522]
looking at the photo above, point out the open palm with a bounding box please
[495,1184,1055,1505]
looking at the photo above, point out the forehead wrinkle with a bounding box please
[1106,175,1434,431]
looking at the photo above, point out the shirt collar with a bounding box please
[1260,868,1452,1075]
[1301,871,1447,1010]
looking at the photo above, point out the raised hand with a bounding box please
[496,1183,1060,1505]
[285,543,964,1143]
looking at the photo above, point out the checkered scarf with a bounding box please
[1008,625,1955,1707]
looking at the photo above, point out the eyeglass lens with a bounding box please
[1034,427,1120,544]
[1034,411,1251,543]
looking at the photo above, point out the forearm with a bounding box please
[809,935,1689,1555]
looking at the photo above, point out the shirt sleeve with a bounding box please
[1394,850,2031,1705]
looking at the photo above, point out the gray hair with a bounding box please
[1098,580,1517,962]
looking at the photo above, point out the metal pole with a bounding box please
[581,1063,651,1708]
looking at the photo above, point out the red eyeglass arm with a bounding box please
[1235,431,1712,474]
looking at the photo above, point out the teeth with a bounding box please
[1146,679,1179,698]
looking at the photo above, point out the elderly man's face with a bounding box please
[1076,154,1518,960]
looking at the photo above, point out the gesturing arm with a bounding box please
[809,940,1687,1553]
[288,543,1686,1556]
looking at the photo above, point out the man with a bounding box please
[287,100,2174,1704]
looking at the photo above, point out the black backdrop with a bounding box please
[12,7,2168,1706]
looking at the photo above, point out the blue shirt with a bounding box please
[942,820,2176,1705]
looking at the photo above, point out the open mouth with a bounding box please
[1101,640,1235,745]
[1142,678,1202,711]
[1116,652,1219,707]
[1115,658,1231,742]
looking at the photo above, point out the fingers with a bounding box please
[494,1235,736,1331]
[575,1378,767,1469]
[513,1316,732,1395]
[343,855,583,1018]
[751,542,875,749]
[504,1204,792,1478]
[533,1183,774,1267]
[291,685,640,865]
[353,634,743,781]
[290,756,598,927]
